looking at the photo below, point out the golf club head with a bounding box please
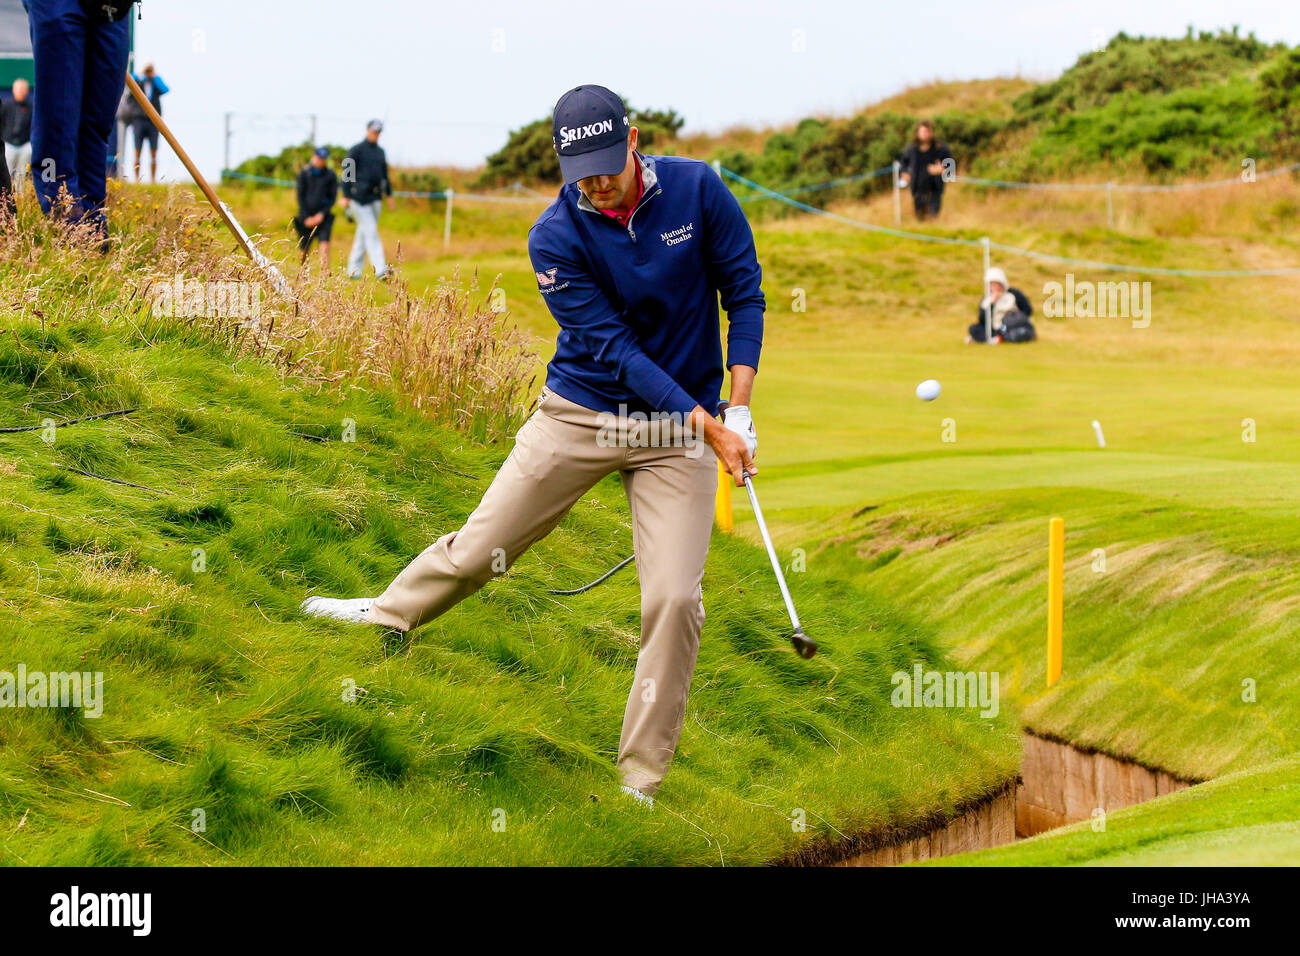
[791,628,817,659]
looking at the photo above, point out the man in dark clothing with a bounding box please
[24,0,134,236]
[897,121,954,221]
[341,119,392,278]
[294,146,338,268]
[129,63,168,183]
[2,78,33,188]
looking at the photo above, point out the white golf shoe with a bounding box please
[299,595,376,624]
[620,785,654,809]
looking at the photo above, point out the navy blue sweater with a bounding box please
[527,154,764,419]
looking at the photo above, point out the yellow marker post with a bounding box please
[1047,517,1064,687]
[715,461,733,533]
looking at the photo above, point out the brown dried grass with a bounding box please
[0,181,537,442]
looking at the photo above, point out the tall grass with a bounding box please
[0,181,537,442]
[290,266,536,441]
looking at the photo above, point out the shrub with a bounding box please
[226,141,348,184]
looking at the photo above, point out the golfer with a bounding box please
[293,146,338,268]
[341,119,392,279]
[303,85,764,807]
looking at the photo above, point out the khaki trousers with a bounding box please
[367,387,718,795]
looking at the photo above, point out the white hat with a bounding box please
[984,267,1008,288]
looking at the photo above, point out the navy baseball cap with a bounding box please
[552,85,631,184]
[313,146,329,159]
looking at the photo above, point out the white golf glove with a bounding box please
[723,404,758,460]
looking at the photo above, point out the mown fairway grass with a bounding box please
[229,142,1300,863]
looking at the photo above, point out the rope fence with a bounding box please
[217,160,1300,276]
[722,158,1300,228]
[956,161,1300,193]
[717,165,1300,279]
[220,169,550,247]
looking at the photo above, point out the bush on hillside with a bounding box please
[1026,76,1279,176]
[226,141,348,183]
[1258,47,1300,147]
[226,142,447,200]
[1013,28,1280,125]
[722,111,1005,211]
[712,29,1296,195]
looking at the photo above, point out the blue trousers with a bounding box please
[24,0,131,228]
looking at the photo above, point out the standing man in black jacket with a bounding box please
[294,146,338,269]
[341,120,392,279]
[897,120,954,221]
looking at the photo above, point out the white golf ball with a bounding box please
[916,379,942,401]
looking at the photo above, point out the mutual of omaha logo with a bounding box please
[660,222,695,247]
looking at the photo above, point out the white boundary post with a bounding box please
[712,158,722,178]
[893,160,902,225]
[982,236,992,344]
[443,188,454,249]
[1106,181,1114,229]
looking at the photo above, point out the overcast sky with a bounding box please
[126,0,1300,182]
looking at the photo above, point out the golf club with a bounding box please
[742,472,818,659]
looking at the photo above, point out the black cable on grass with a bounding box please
[286,429,483,481]
[432,462,479,481]
[61,466,166,494]
[546,555,635,595]
[0,407,140,433]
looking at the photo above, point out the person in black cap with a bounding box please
[341,119,392,278]
[293,146,338,268]
[301,85,766,810]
